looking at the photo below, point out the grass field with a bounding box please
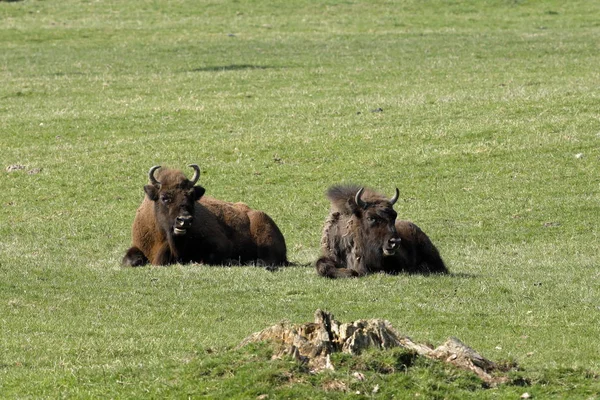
[1,0,599,398]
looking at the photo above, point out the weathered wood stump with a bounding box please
[239,309,510,386]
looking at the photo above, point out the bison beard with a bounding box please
[123,164,288,267]
[316,184,447,278]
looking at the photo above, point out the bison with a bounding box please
[123,164,288,267]
[316,184,447,278]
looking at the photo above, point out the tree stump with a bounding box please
[239,309,510,386]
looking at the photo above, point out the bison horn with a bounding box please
[188,164,200,185]
[148,165,161,186]
[355,187,367,209]
[390,188,400,205]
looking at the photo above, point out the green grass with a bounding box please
[1,0,599,397]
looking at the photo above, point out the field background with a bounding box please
[1,0,599,398]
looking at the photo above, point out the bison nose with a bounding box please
[389,237,401,249]
[176,215,193,227]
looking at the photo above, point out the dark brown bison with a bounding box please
[316,184,447,278]
[123,164,288,267]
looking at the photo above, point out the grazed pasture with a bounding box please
[1,0,599,398]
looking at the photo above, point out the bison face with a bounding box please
[146,186,204,236]
[351,188,401,258]
[144,165,205,237]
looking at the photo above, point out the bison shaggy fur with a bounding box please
[316,184,447,278]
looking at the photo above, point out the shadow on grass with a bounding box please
[190,64,273,72]
[381,270,479,278]
[446,271,479,279]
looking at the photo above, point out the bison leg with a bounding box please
[152,242,175,266]
[122,247,148,267]
[315,256,359,279]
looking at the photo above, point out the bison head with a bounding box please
[350,187,401,258]
[143,164,205,237]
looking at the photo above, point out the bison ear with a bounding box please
[193,185,206,200]
[144,184,159,201]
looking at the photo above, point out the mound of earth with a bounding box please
[240,309,511,386]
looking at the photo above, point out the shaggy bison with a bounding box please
[123,164,288,267]
[316,184,447,278]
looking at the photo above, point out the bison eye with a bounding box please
[367,217,377,223]
[160,196,171,204]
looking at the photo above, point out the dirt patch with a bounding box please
[240,309,512,386]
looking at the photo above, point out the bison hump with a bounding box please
[326,185,362,213]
